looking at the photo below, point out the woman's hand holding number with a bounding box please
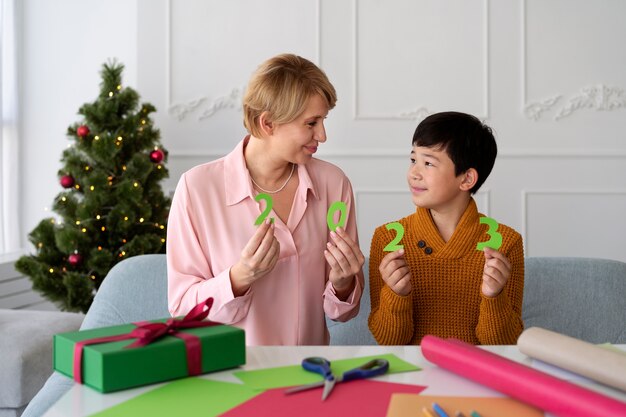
[230,219,280,296]
[325,227,365,300]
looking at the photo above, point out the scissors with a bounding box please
[284,357,389,400]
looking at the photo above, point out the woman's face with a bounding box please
[268,94,329,165]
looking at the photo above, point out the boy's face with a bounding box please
[407,145,469,210]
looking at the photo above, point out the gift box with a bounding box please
[53,298,245,392]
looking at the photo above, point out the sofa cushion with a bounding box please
[523,257,626,343]
[0,309,83,410]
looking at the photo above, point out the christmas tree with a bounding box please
[16,61,171,313]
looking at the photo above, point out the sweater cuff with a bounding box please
[380,285,413,315]
[480,288,511,315]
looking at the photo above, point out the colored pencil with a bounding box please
[422,407,438,417]
[432,402,450,417]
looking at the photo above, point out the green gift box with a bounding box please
[54,314,245,393]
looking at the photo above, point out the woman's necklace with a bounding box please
[250,163,295,194]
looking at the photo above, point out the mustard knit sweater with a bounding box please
[368,199,524,345]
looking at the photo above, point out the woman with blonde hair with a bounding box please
[167,53,365,345]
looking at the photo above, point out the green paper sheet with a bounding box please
[88,378,259,417]
[233,353,420,390]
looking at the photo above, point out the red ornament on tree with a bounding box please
[149,149,165,163]
[77,125,90,137]
[68,252,83,266]
[60,175,75,189]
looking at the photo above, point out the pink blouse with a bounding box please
[167,138,363,345]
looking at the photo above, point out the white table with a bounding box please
[43,345,626,417]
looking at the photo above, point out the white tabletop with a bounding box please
[43,344,626,417]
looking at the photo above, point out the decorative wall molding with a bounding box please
[164,0,321,122]
[353,0,489,120]
[521,1,626,121]
[555,84,626,120]
[399,107,431,121]
[164,0,245,121]
[169,87,245,121]
[524,95,561,121]
[169,98,205,121]
[524,85,626,121]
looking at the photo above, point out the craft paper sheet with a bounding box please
[386,394,544,417]
[220,379,427,417]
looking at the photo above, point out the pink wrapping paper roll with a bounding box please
[421,335,626,417]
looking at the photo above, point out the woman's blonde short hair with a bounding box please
[243,54,337,138]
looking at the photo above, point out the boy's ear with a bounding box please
[257,111,274,137]
[459,168,478,191]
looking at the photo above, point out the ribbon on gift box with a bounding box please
[73,297,220,384]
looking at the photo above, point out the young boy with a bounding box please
[368,111,524,345]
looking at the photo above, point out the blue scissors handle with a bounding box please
[341,358,389,382]
[286,357,390,400]
[302,357,334,381]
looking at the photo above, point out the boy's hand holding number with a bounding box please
[476,216,510,298]
[481,247,511,298]
[379,249,412,297]
[325,202,365,299]
[379,222,411,296]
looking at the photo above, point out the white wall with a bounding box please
[19,0,626,268]
[13,0,138,309]
[20,0,138,246]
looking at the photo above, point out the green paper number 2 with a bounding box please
[476,216,502,251]
[383,222,405,252]
[254,193,274,225]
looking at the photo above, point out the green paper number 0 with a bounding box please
[326,201,347,232]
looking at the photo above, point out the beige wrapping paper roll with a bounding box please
[518,327,626,392]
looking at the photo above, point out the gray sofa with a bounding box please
[21,254,626,417]
[0,310,83,417]
[329,256,626,346]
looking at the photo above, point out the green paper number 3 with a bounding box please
[476,216,502,251]
[254,193,274,225]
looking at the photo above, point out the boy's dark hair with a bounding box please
[412,111,497,194]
